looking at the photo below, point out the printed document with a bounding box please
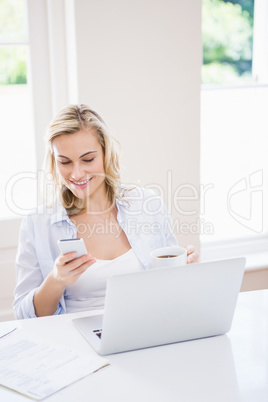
[0,328,109,400]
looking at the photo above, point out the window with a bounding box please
[0,0,36,219]
[202,0,255,85]
[201,0,268,258]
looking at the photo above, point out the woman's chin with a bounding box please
[66,179,105,201]
[73,188,90,199]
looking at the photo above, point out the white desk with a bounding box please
[1,290,268,402]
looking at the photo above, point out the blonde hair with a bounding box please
[44,104,121,215]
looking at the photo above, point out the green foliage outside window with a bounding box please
[0,0,255,86]
[0,46,27,85]
[202,0,254,85]
[0,0,27,85]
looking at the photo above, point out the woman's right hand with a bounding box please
[52,252,96,287]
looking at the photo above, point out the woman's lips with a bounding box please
[69,177,92,189]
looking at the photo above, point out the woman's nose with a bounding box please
[71,163,85,180]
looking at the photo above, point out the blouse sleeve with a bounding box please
[159,195,178,247]
[13,216,63,319]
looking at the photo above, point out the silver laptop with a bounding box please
[72,257,246,355]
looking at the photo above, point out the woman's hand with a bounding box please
[52,252,96,286]
[34,252,96,317]
[186,245,199,264]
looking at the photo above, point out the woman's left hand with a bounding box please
[186,245,200,264]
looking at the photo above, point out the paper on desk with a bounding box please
[0,328,109,400]
[0,323,18,337]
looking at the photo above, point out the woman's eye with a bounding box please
[59,160,71,165]
[58,158,94,165]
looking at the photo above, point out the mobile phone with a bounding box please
[58,238,88,259]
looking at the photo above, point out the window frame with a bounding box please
[200,0,268,268]
[1,0,69,247]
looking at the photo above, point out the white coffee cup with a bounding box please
[150,246,187,268]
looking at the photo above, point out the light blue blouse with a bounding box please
[13,187,178,319]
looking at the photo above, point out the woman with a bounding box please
[13,104,199,319]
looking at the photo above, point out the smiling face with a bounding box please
[52,129,106,202]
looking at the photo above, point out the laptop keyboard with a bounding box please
[93,329,102,339]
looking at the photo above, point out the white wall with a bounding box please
[0,219,21,321]
[73,0,202,249]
